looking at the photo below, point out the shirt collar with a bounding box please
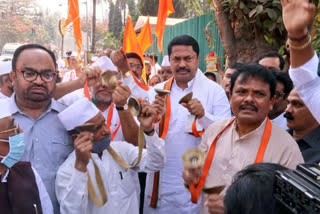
[233,117,268,140]
[172,75,196,90]
[9,94,65,115]
[1,168,9,183]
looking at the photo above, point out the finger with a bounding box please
[181,103,188,108]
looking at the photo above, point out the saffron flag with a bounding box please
[65,0,82,54]
[155,0,175,51]
[123,16,148,86]
[137,17,153,53]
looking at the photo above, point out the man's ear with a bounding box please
[269,96,276,111]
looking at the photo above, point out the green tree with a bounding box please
[128,0,139,23]
[137,0,187,18]
[210,0,320,63]
[112,1,123,38]
[108,0,115,34]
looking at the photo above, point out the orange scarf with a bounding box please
[189,117,272,203]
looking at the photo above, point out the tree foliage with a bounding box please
[137,0,188,18]
[0,0,60,49]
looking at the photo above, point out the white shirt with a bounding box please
[1,166,54,214]
[55,133,166,214]
[289,52,320,123]
[151,63,161,77]
[144,70,231,214]
[56,59,66,70]
[272,112,288,130]
[62,69,78,82]
[0,91,9,99]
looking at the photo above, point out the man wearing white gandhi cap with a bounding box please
[0,99,53,214]
[55,97,166,214]
[0,61,14,99]
[159,56,173,82]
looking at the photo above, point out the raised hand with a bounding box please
[152,95,166,115]
[112,81,132,107]
[80,66,101,87]
[138,101,157,133]
[74,132,94,172]
[110,49,130,75]
[182,98,205,119]
[281,0,316,38]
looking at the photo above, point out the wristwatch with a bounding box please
[116,104,128,111]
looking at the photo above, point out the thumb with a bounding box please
[181,103,188,108]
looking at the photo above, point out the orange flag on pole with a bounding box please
[137,17,153,53]
[123,16,149,89]
[155,0,175,52]
[65,0,82,54]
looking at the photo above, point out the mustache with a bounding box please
[284,112,294,120]
[239,103,258,112]
[176,68,190,73]
[28,84,48,92]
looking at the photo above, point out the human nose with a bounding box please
[243,92,254,102]
[33,73,45,84]
[285,103,293,114]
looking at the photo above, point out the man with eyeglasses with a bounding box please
[144,35,231,214]
[268,70,293,130]
[126,52,145,81]
[8,44,74,214]
[0,99,53,214]
[0,60,14,99]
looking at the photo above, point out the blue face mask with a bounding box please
[92,135,110,154]
[0,133,25,168]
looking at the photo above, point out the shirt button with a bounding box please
[35,138,39,142]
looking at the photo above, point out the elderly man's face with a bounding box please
[0,74,13,95]
[230,76,274,126]
[11,49,57,103]
[170,45,199,85]
[86,112,110,141]
[160,66,173,81]
[285,89,318,132]
[92,81,113,105]
[69,56,80,69]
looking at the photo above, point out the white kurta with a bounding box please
[62,70,78,82]
[144,70,231,214]
[289,52,320,123]
[0,91,9,99]
[55,133,166,214]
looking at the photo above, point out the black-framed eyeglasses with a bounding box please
[17,69,57,83]
[129,63,143,71]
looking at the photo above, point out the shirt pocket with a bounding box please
[50,136,73,166]
[118,169,136,197]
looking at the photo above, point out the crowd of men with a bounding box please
[0,0,319,214]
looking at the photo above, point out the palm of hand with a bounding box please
[282,0,315,37]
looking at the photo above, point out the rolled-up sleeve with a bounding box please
[289,52,320,123]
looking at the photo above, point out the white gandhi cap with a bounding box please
[0,99,11,120]
[58,98,100,131]
[161,56,170,67]
[0,61,12,76]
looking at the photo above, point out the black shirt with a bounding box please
[288,126,320,164]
